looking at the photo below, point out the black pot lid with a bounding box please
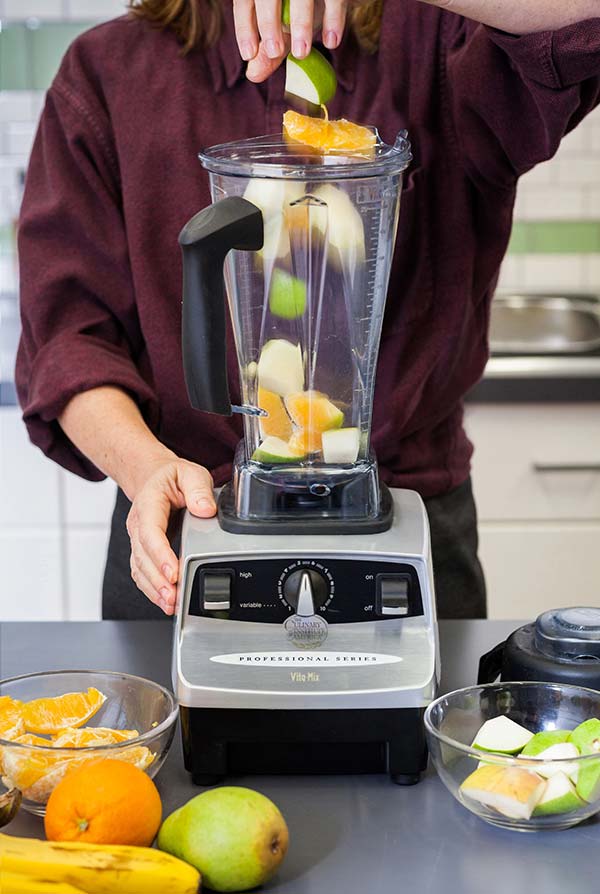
[534,607,600,662]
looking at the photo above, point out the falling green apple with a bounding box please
[269,269,307,320]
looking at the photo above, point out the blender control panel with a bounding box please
[188,558,423,622]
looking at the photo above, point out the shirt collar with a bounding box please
[206,4,357,94]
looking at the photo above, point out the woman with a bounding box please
[16,1,600,620]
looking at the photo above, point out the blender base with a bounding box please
[218,479,394,535]
[180,705,428,785]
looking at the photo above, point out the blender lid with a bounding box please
[198,129,412,180]
[534,607,600,662]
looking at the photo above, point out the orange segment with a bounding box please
[0,696,24,741]
[285,390,344,433]
[258,387,293,441]
[52,727,140,748]
[21,688,106,735]
[1,742,68,792]
[283,110,376,155]
[288,429,322,455]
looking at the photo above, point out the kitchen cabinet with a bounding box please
[465,403,600,619]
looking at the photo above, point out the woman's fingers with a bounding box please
[253,0,285,58]
[321,0,347,49]
[288,0,314,58]
[233,0,259,61]
[177,463,217,518]
[127,489,179,608]
[246,39,289,81]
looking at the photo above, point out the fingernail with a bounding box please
[323,30,338,49]
[197,497,214,510]
[292,39,308,58]
[160,587,171,600]
[157,598,166,612]
[162,563,174,582]
[265,38,281,58]
[239,40,255,61]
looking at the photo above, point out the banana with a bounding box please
[1,872,90,893]
[0,833,200,894]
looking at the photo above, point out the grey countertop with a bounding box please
[1,619,598,892]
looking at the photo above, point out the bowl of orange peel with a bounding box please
[0,669,178,815]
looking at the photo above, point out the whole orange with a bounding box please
[44,758,162,846]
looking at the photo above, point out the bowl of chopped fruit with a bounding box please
[0,670,178,815]
[424,681,600,832]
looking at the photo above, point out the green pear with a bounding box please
[157,786,289,892]
[521,729,571,757]
[568,718,600,755]
[532,771,585,816]
[575,758,600,803]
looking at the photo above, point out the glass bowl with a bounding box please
[0,670,178,816]
[424,681,600,832]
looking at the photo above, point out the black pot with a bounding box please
[478,607,600,690]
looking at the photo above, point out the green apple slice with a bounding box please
[322,427,360,464]
[521,729,572,757]
[576,757,600,802]
[568,718,600,755]
[269,269,307,319]
[472,715,534,755]
[527,742,580,781]
[532,771,585,816]
[285,48,337,107]
[252,436,305,464]
[461,765,545,820]
[282,0,291,26]
[257,339,304,396]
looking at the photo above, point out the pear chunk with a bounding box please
[521,729,571,756]
[532,771,585,817]
[526,742,580,782]
[461,765,545,820]
[472,715,533,755]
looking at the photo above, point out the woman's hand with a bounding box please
[234,0,348,83]
[126,458,216,616]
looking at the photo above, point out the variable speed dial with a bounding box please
[281,569,330,612]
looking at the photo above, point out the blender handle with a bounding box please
[179,197,263,415]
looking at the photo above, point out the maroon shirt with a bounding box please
[16,5,600,497]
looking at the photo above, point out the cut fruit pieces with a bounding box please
[283,110,376,155]
[576,757,600,802]
[252,436,305,464]
[257,340,304,397]
[285,390,343,433]
[568,718,600,755]
[258,388,293,441]
[285,48,337,106]
[243,179,305,262]
[532,771,585,817]
[521,729,571,756]
[288,428,322,455]
[21,688,106,736]
[0,697,24,742]
[51,727,140,748]
[321,427,360,464]
[471,715,533,755]
[527,742,580,781]
[311,184,366,269]
[460,765,545,820]
[269,269,307,320]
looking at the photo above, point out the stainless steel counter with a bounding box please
[1,620,598,893]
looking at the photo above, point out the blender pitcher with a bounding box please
[180,129,412,533]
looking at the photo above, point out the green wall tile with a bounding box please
[0,22,93,91]
[31,23,91,91]
[0,26,30,90]
[509,221,600,255]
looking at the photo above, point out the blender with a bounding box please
[174,128,439,784]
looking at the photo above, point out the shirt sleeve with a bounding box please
[442,18,600,188]
[16,79,159,480]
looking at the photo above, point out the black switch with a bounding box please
[376,574,410,616]
[202,571,232,612]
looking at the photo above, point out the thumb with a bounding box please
[178,463,217,518]
[246,38,288,83]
